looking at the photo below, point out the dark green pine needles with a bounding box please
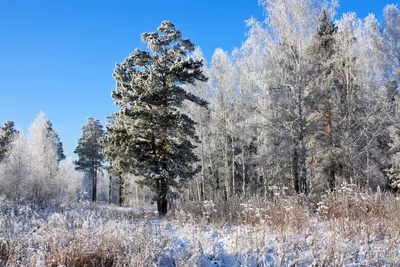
[103,21,208,216]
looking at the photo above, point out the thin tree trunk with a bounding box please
[200,146,205,201]
[135,183,139,206]
[224,137,230,201]
[215,169,220,200]
[231,136,235,196]
[292,147,300,194]
[366,150,370,188]
[196,178,201,201]
[209,157,218,200]
[242,140,246,198]
[262,165,267,199]
[299,142,308,194]
[118,174,124,207]
[223,109,230,201]
[199,113,205,201]
[188,183,192,200]
[326,102,336,192]
[109,173,112,204]
[92,167,97,202]
[297,85,307,194]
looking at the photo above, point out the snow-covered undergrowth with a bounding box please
[1,188,400,266]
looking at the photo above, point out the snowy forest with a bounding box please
[1,0,400,265]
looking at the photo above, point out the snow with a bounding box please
[0,197,399,266]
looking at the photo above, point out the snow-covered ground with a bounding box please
[0,196,399,266]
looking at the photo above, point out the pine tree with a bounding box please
[307,9,339,192]
[74,118,104,202]
[109,21,207,216]
[46,121,66,162]
[103,113,130,207]
[0,121,18,162]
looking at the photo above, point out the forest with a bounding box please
[0,0,400,265]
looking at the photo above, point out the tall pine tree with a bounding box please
[103,113,130,206]
[307,10,339,192]
[108,21,207,216]
[74,118,104,202]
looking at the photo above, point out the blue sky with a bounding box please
[0,0,398,159]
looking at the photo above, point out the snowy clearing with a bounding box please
[0,192,399,266]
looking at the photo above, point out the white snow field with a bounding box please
[0,188,399,266]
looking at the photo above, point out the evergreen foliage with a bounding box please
[0,121,18,162]
[103,114,130,207]
[105,21,208,216]
[74,118,104,202]
[46,120,66,162]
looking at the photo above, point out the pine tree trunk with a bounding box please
[118,174,124,207]
[326,99,336,192]
[156,180,168,216]
[157,196,168,216]
[92,167,97,202]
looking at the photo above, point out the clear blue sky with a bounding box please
[0,0,398,159]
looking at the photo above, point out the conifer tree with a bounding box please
[109,21,207,216]
[307,9,339,192]
[74,118,104,202]
[0,121,18,162]
[102,113,130,206]
[46,121,66,162]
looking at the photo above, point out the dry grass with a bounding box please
[169,185,400,265]
[170,195,312,231]
[1,185,400,266]
[0,200,170,266]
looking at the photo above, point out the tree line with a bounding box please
[181,1,400,202]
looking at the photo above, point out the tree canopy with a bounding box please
[104,21,208,215]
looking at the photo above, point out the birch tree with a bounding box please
[28,112,60,204]
[0,133,30,202]
[209,48,238,199]
[259,0,338,193]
